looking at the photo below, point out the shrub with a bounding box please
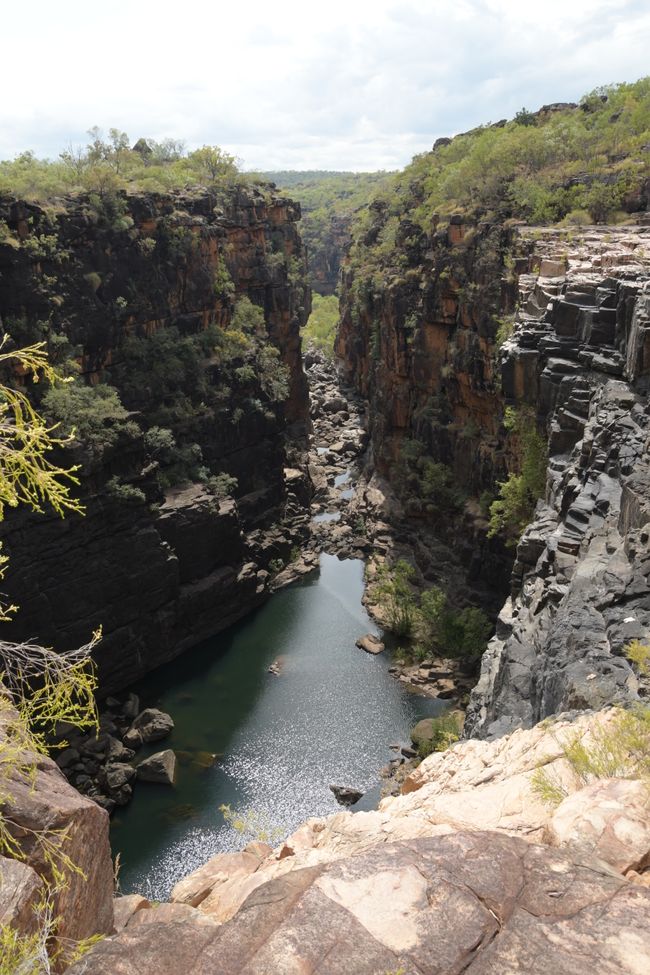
[302,294,339,355]
[488,407,547,544]
[374,559,418,638]
[43,381,138,453]
[419,588,492,661]
[416,712,463,759]
[625,639,650,675]
[531,707,650,807]
[106,476,146,504]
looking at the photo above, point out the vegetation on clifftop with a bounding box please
[0,128,254,201]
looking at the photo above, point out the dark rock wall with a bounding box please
[466,228,650,736]
[0,186,311,691]
[337,218,650,733]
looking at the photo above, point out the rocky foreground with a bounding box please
[57,708,650,974]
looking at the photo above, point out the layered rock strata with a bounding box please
[0,186,311,690]
[467,227,650,736]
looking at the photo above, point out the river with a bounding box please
[111,552,444,900]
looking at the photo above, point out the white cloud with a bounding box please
[2,0,650,170]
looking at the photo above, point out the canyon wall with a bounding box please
[467,227,650,735]
[337,220,650,731]
[0,185,311,691]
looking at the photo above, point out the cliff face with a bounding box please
[336,216,515,491]
[335,215,521,599]
[0,185,311,691]
[467,227,650,736]
[337,218,650,730]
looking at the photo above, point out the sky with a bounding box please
[3,0,650,172]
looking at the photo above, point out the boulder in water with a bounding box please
[330,784,363,806]
[355,633,385,655]
[137,749,176,786]
[130,708,174,743]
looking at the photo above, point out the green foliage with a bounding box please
[488,407,548,544]
[419,588,492,661]
[213,258,235,300]
[531,707,650,807]
[625,639,650,675]
[0,129,247,201]
[257,344,290,403]
[42,381,139,453]
[394,439,464,513]
[341,78,650,341]
[416,712,463,759]
[261,170,395,294]
[106,476,146,505]
[0,339,82,519]
[302,294,339,353]
[374,560,418,638]
[0,342,104,970]
[204,472,238,500]
[494,315,515,350]
[231,296,265,335]
[530,766,567,806]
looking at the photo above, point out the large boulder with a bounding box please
[355,633,385,654]
[0,708,114,948]
[0,856,44,933]
[130,708,174,743]
[136,749,176,786]
[66,832,650,974]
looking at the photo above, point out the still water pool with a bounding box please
[111,553,443,899]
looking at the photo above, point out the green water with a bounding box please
[111,553,443,899]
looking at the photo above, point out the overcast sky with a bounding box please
[3,0,650,172]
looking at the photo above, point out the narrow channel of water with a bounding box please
[111,553,444,900]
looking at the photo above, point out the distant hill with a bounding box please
[258,170,395,294]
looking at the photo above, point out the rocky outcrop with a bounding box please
[0,186,312,691]
[68,709,650,973]
[0,704,114,953]
[68,832,650,975]
[467,227,650,736]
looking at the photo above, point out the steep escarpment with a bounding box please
[0,185,311,690]
[262,170,394,295]
[336,82,650,721]
[467,227,650,736]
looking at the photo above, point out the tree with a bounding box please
[187,146,238,184]
[374,559,418,638]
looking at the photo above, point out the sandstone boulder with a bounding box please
[546,777,650,873]
[355,632,385,654]
[0,709,114,947]
[113,894,151,932]
[0,856,44,933]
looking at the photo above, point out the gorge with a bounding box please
[2,84,650,974]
